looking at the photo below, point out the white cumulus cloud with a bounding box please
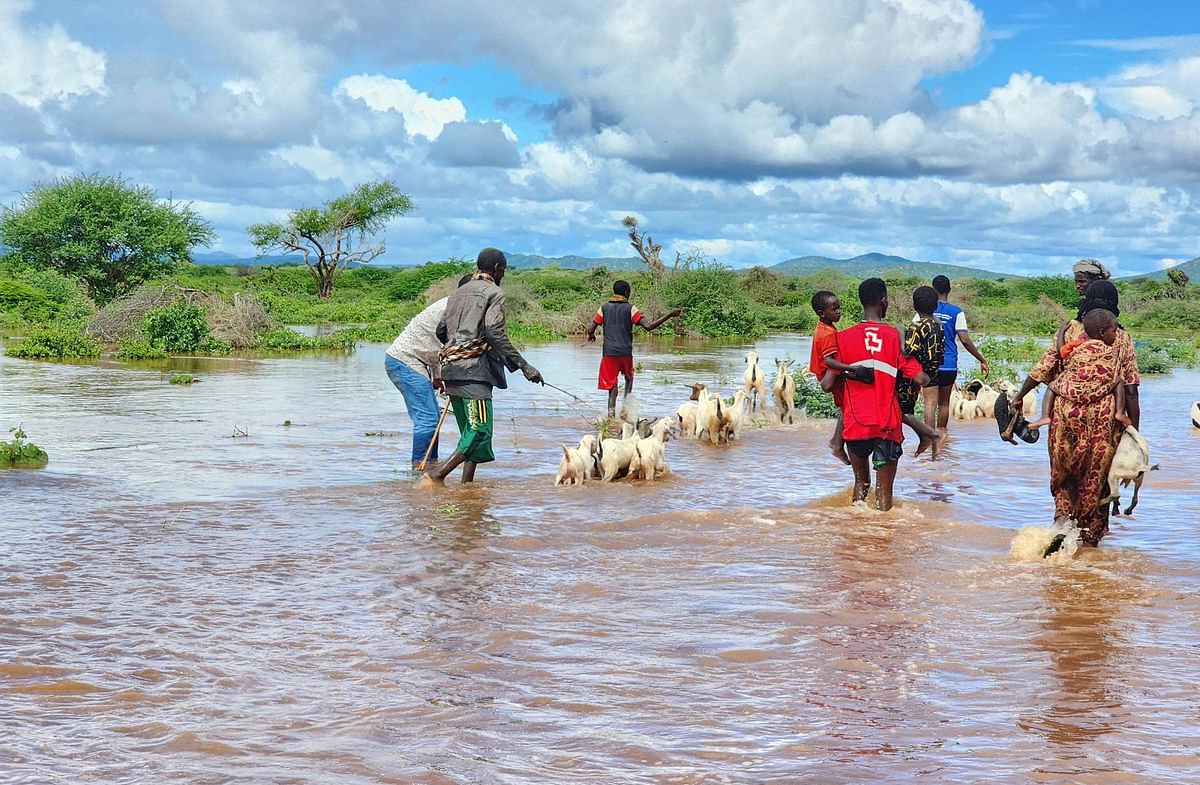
[0,0,105,107]
[336,74,466,140]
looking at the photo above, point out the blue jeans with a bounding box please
[385,355,441,464]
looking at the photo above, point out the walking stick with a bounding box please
[417,397,452,472]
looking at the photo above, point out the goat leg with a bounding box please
[1125,475,1143,516]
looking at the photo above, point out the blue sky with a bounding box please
[3,0,1200,276]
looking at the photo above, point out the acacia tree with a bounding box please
[621,215,668,279]
[248,182,414,298]
[0,174,215,305]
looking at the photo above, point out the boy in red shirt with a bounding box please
[833,278,930,511]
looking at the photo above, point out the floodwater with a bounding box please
[2,335,1199,784]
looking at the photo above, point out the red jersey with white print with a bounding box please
[836,321,923,443]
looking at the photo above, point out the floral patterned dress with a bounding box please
[1030,327,1139,545]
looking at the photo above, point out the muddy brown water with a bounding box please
[2,335,1199,784]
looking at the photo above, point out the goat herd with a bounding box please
[554,352,797,486]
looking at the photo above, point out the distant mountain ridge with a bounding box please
[503,253,644,271]
[769,252,1017,281]
[190,250,1200,281]
[1122,257,1200,281]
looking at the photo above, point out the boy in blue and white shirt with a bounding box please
[920,275,990,435]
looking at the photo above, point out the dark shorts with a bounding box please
[924,370,958,389]
[598,355,635,390]
[846,438,903,469]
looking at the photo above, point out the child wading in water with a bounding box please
[833,278,930,511]
[587,280,681,418]
[898,286,946,458]
[810,291,870,465]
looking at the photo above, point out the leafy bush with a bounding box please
[0,426,48,468]
[116,338,169,359]
[654,264,765,338]
[975,336,1048,366]
[1136,348,1172,375]
[6,326,101,358]
[1010,276,1079,307]
[792,370,839,419]
[1125,300,1200,331]
[0,278,58,322]
[143,300,210,352]
[385,260,474,301]
[197,337,233,355]
[1133,337,1197,367]
[255,327,322,350]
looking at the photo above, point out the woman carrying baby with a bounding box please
[1009,303,1134,546]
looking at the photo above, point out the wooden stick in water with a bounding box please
[418,398,453,472]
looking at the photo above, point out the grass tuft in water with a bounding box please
[169,374,195,385]
[0,425,48,469]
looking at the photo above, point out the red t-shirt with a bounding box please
[809,321,839,379]
[836,321,923,443]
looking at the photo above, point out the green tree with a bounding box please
[248,182,414,298]
[1167,267,1190,297]
[0,174,215,305]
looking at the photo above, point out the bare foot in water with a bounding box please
[915,430,932,457]
[931,431,945,460]
[1026,416,1051,431]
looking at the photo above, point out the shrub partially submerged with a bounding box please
[5,326,101,359]
[0,426,48,469]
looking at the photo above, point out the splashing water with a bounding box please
[1010,519,1083,563]
[619,394,642,424]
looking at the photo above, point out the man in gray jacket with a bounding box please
[426,247,542,484]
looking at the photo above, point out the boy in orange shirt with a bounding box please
[809,291,868,465]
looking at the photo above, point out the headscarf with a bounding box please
[1072,258,1112,280]
[1077,279,1120,321]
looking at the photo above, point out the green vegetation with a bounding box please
[248,181,414,298]
[2,233,1198,373]
[0,174,214,305]
[5,326,101,359]
[0,426,48,469]
[169,374,195,385]
[116,338,169,360]
[791,370,839,419]
[143,300,210,352]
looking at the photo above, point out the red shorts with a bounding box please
[598,355,635,390]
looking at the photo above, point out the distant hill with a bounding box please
[1123,257,1200,282]
[769,252,1019,281]
[504,253,644,271]
[193,252,303,266]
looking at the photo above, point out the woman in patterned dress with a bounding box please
[1009,281,1140,545]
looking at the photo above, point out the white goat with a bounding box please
[773,358,797,424]
[718,389,751,443]
[1101,426,1157,516]
[629,418,674,480]
[600,427,641,482]
[696,387,726,445]
[676,401,699,437]
[554,434,601,486]
[743,351,766,414]
[1191,401,1199,428]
